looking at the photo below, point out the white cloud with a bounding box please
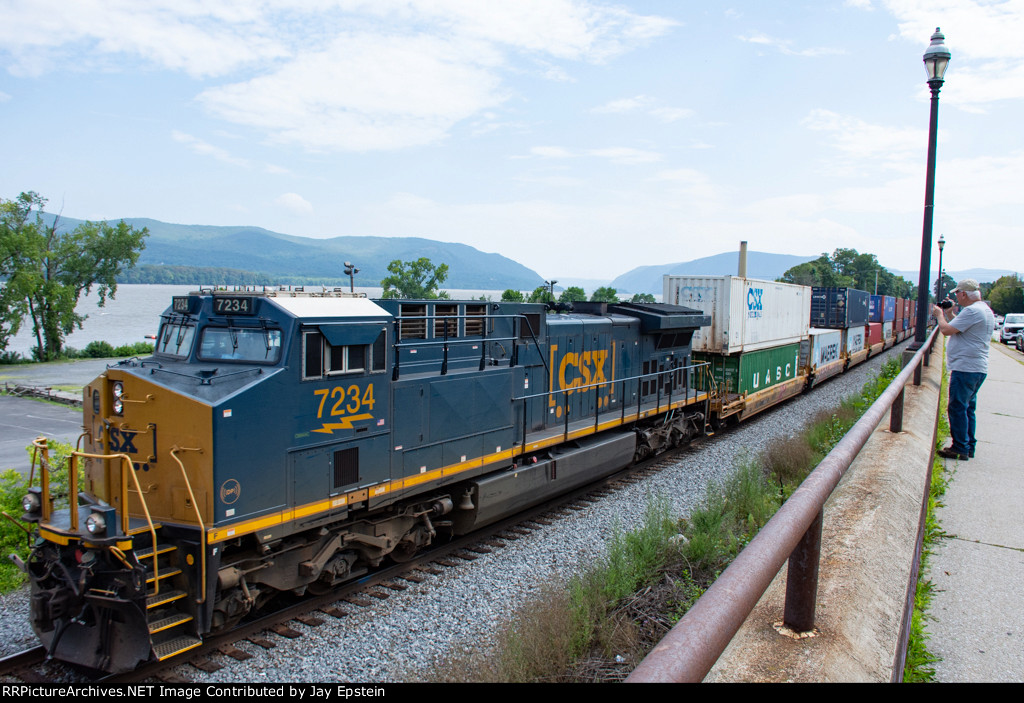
[172,130,251,167]
[586,147,662,164]
[591,95,693,122]
[0,0,288,78]
[199,33,507,152]
[275,192,313,216]
[846,0,874,9]
[737,32,846,57]
[883,0,1024,107]
[801,109,927,173]
[592,95,656,113]
[530,146,575,159]
[172,130,289,173]
[0,1,678,150]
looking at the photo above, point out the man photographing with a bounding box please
[931,279,995,461]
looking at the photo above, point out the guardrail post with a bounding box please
[890,388,905,433]
[783,508,823,633]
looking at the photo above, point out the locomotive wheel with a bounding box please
[389,542,419,563]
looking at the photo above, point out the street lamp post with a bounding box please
[912,28,951,348]
[935,234,945,300]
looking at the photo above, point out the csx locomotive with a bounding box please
[18,289,714,673]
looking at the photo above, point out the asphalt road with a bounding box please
[0,359,110,476]
[0,396,84,476]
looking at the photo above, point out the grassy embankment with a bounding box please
[426,356,905,682]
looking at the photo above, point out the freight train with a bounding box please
[13,280,915,673]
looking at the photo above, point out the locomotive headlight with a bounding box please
[112,382,124,415]
[22,492,41,513]
[85,512,106,536]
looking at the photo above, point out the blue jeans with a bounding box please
[948,370,986,455]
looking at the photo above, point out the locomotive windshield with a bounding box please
[155,320,196,358]
[198,326,282,363]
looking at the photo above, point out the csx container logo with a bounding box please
[747,288,764,318]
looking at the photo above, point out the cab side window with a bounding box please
[304,329,386,380]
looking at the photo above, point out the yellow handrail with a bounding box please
[70,449,161,594]
[170,446,206,604]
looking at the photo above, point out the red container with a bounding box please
[866,322,883,347]
[895,298,905,323]
[903,298,911,321]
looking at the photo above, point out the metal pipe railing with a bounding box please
[627,325,940,683]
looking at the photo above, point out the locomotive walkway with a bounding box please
[927,342,1024,682]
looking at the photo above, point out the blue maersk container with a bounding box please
[869,295,897,323]
[810,287,870,329]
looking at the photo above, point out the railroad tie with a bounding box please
[218,644,252,661]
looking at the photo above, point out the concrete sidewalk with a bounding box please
[928,342,1024,682]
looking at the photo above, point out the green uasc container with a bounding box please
[694,342,802,395]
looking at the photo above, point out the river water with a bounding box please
[4,285,508,357]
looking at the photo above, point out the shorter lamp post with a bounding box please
[344,261,359,293]
[545,279,558,303]
[935,234,945,300]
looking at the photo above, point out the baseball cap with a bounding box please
[950,278,980,293]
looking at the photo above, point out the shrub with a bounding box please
[0,440,79,592]
[83,340,116,358]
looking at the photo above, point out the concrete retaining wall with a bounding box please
[705,341,942,682]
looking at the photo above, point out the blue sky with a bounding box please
[2,0,1022,282]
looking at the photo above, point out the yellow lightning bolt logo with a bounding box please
[312,413,374,434]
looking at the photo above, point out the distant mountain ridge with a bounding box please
[41,214,546,290]
[610,251,819,295]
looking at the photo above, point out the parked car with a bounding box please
[1000,313,1024,344]
[1016,329,1024,353]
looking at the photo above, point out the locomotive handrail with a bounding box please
[170,447,207,605]
[71,449,162,593]
[391,312,550,380]
[626,325,941,683]
[513,361,711,453]
[28,440,162,592]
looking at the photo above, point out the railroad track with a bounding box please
[0,445,685,684]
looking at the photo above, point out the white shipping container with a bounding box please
[844,326,866,354]
[809,328,843,369]
[664,275,811,354]
[882,321,894,340]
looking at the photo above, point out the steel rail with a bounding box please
[627,325,940,683]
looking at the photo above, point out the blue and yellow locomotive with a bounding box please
[19,289,710,672]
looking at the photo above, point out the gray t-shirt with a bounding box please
[947,301,995,374]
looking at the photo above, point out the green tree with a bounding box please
[630,293,656,303]
[778,248,913,298]
[590,286,619,303]
[936,272,956,301]
[527,285,554,304]
[1,192,148,360]
[380,257,450,299]
[501,289,525,302]
[986,274,1024,316]
[558,286,586,303]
